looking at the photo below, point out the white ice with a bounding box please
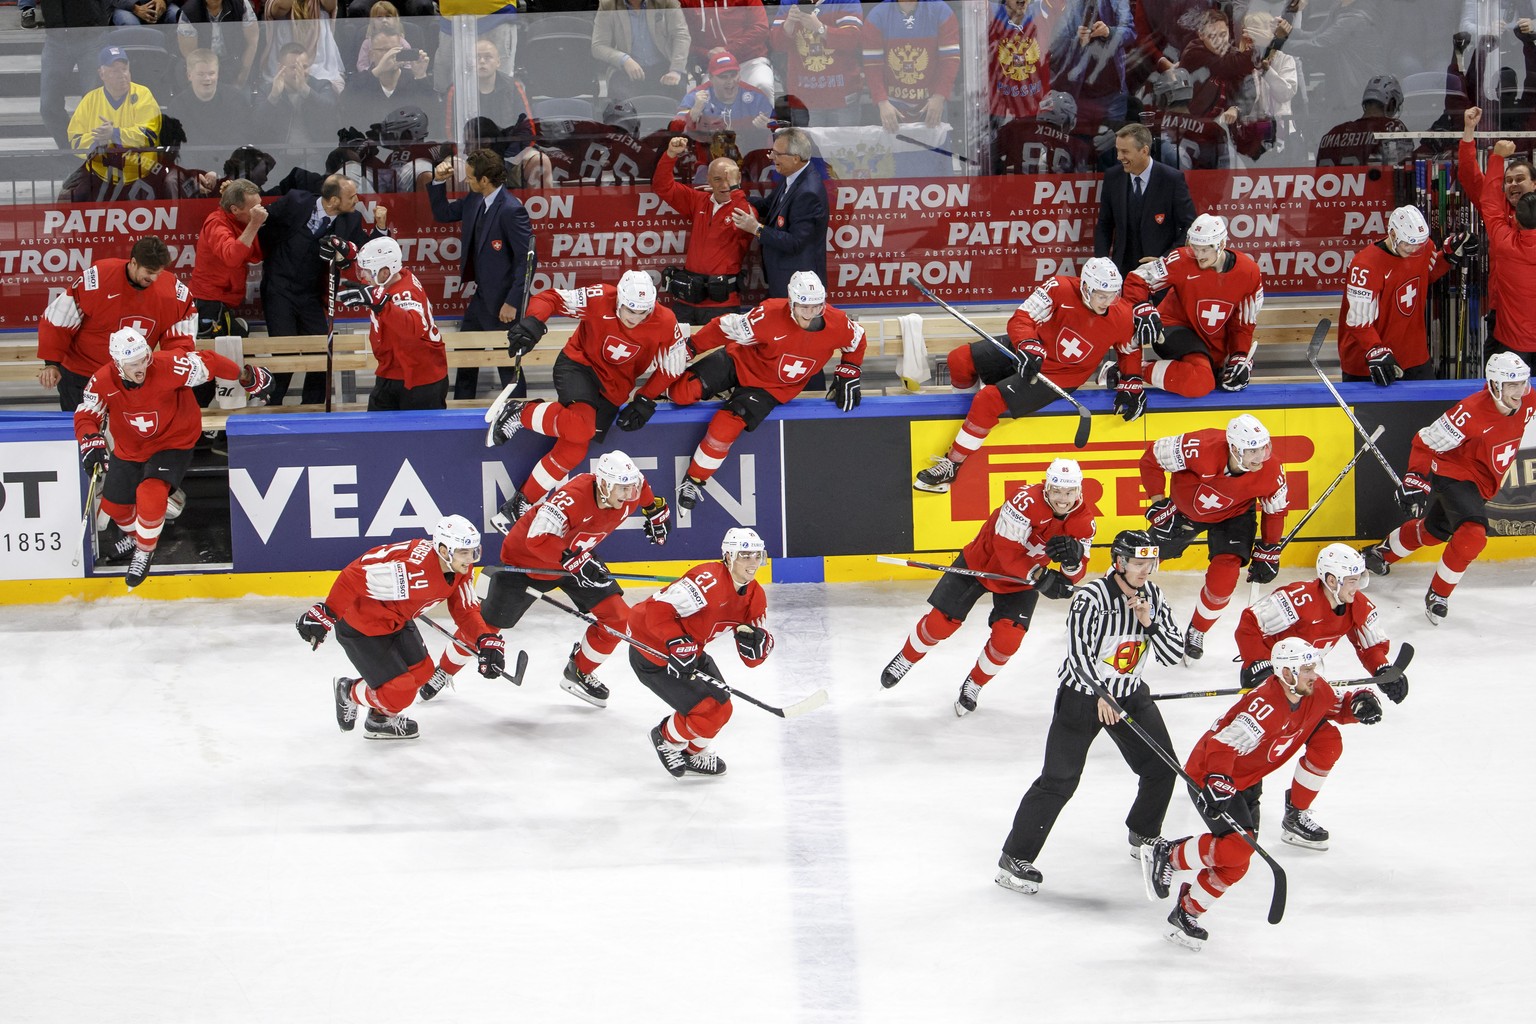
[3,559,1533,1024]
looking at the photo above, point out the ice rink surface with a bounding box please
[3,558,1533,1024]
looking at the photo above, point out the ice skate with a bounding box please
[914,456,958,493]
[98,525,136,562]
[1128,829,1159,861]
[683,748,727,777]
[333,677,359,732]
[1281,792,1330,850]
[363,710,419,740]
[1361,543,1390,577]
[1140,836,1184,900]
[880,652,914,689]
[677,475,707,510]
[560,644,610,707]
[419,667,453,702]
[489,490,531,533]
[483,382,525,447]
[995,853,1042,895]
[954,677,981,717]
[1424,588,1448,626]
[1183,625,1205,663]
[650,721,687,778]
[1165,883,1208,951]
[125,546,155,588]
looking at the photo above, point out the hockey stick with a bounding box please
[535,593,829,719]
[323,261,337,414]
[1279,424,1384,550]
[415,613,529,687]
[502,563,681,584]
[511,243,536,389]
[1306,319,1402,487]
[906,277,1092,449]
[894,133,973,165]
[876,554,1037,587]
[71,465,103,569]
[1079,675,1287,925]
[1152,643,1414,702]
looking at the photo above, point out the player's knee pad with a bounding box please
[1448,520,1488,559]
[371,672,420,715]
[722,390,775,431]
[1303,720,1343,769]
[1212,832,1254,877]
[685,696,733,740]
[409,656,436,685]
[559,402,597,444]
[590,593,630,628]
[135,476,171,515]
[918,608,964,644]
[947,344,977,389]
[482,574,537,628]
[703,409,748,452]
[967,384,1009,430]
[985,617,1027,658]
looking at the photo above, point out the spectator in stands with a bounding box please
[1231,10,1301,164]
[1094,122,1197,276]
[111,0,183,27]
[986,0,1054,128]
[771,0,865,127]
[1177,9,1253,123]
[176,0,259,88]
[730,126,827,299]
[262,43,344,159]
[262,0,348,96]
[347,0,430,21]
[172,50,250,157]
[653,137,755,325]
[67,47,162,193]
[1281,0,1392,138]
[191,179,266,341]
[593,0,691,104]
[1054,0,1136,136]
[21,0,39,29]
[38,236,198,413]
[353,4,427,74]
[345,26,437,138]
[673,50,776,163]
[428,149,533,398]
[435,0,518,97]
[1315,74,1413,167]
[352,106,438,193]
[41,0,116,150]
[680,0,775,99]
[862,0,962,134]
[446,39,550,187]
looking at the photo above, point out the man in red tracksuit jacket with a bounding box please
[651,135,754,325]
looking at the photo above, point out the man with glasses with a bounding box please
[730,126,827,299]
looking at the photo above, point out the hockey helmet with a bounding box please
[721,526,766,560]
[1486,350,1532,410]
[602,98,640,139]
[1149,67,1195,109]
[109,326,151,373]
[1079,257,1122,306]
[788,270,827,307]
[1387,205,1430,248]
[1226,413,1271,452]
[1043,457,1085,515]
[1037,90,1078,132]
[432,514,483,561]
[371,105,430,144]
[1271,636,1322,680]
[1187,213,1229,250]
[1110,528,1159,566]
[593,450,643,504]
[356,236,403,287]
[1361,74,1403,117]
[616,270,656,314]
[1316,542,1367,593]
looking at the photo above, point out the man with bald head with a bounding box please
[650,136,755,324]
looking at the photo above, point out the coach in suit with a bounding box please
[428,148,533,399]
[1094,123,1197,276]
[731,126,827,299]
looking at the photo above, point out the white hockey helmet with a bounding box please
[109,326,151,372]
[1187,213,1229,249]
[1043,457,1084,515]
[1387,205,1430,247]
[1037,90,1078,131]
[788,270,826,307]
[593,449,643,503]
[721,526,766,560]
[1316,542,1367,591]
[616,270,656,314]
[1271,636,1322,678]
[1226,412,1271,452]
[1078,257,1122,303]
[1486,350,1532,410]
[356,236,403,286]
[432,514,482,560]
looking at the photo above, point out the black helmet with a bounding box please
[1111,529,1159,565]
[371,105,430,144]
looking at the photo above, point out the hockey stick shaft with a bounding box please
[1079,676,1286,924]
[1279,424,1385,550]
[535,593,827,719]
[893,133,972,164]
[1152,643,1413,702]
[415,613,527,686]
[512,244,536,387]
[324,262,337,414]
[502,564,680,584]
[876,554,1035,587]
[72,465,103,568]
[1305,318,1402,487]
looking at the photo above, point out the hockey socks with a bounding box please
[900,608,963,663]
[946,385,1007,463]
[967,619,1027,687]
[1146,355,1216,398]
[1189,554,1241,633]
[1432,521,1486,597]
[686,411,747,482]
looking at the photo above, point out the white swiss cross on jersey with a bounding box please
[1193,483,1233,514]
[1493,440,1519,472]
[1056,329,1089,364]
[779,353,812,383]
[1395,280,1420,317]
[602,335,637,364]
[1196,300,1232,333]
[121,315,157,336]
[126,411,160,436]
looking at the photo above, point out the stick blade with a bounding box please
[1073,409,1091,449]
[1306,318,1331,362]
[509,649,528,687]
[779,688,830,718]
[1266,864,1288,925]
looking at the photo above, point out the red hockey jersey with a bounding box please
[498,471,656,576]
[1128,247,1264,365]
[993,119,1091,174]
[961,482,1095,595]
[75,349,240,461]
[364,269,446,388]
[326,536,492,639]
[1338,240,1448,376]
[1149,109,1232,171]
[1005,275,1137,389]
[1185,676,1368,792]
[529,284,689,406]
[1409,386,1536,500]
[1140,427,1288,543]
[628,559,769,667]
[692,299,866,402]
[39,259,197,379]
[1235,578,1390,675]
[1315,115,1412,168]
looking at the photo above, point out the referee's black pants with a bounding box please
[1002,684,1176,863]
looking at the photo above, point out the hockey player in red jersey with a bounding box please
[296,515,503,740]
[76,327,270,588]
[1141,638,1384,950]
[884,458,1094,716]
[336,237,449,410]
[915,259,1136,492]
[481,451,671,707]
[629,527,772,778]
[993,91,1094,175]
[1362,353,1536,624]
[1315,75,1413,168]
[39,235,198,411]
[484,271,689,524]
[1120,213,1264,405]
[668,271,865,509]
[1139,413,1289,660]
[1236,543,1409,704]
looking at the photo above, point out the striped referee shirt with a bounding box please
[1058,572,1185,699]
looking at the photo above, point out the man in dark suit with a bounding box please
[258,173,388,405]
[731,126,828,299]
[428,148,533,400]
[1094,123,1197,277]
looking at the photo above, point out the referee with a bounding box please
[996,529,1185,895]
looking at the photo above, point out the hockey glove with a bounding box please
[615,395,657,432]
[318,235,357,268]
[664,635,700,678]
[641,497,671,546]
[1033,567,1076,601]
[505,315,547,356]
[240,364,274,403]
[1014,338,1046,383]
[1350,689,1384,725]
[1240,659,1273,690]
[1442,231,1479,268]
[1395,472,1431,518]
[1113,374,1148,422]
[1366,346,1402,387]
[1145,498,1192,541]
[561,549,612,588]
[1219,353,1253,392]
[296,602,336,649]
[1196,774,1239,820]
[1131,302,1163,349]
[1246,542,1282,584]
[476,632,506,679]
[1376,664,1409,704]
[336,281,388,313]
[1044,533,1084,571]
[79,432,108,473]
[735,624,773,663]
[827,362,862,411]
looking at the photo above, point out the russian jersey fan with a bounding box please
[915,259,1135,493]
[296,516,503,740]
[1237,544,1408,704]
[1362,353,1536,624]
[485,272,688,524]
[993,91,1092,175]
[336,237,449,410]
[1141,639,1384,950]
[1138,414,1289,660]
[668,271,865,509]
[1315,75,1413,168]
[481,451,671,707]
[995,530,1185,898]
[76,328,270,588]
[1120,214,1265,405]
[629,528,772,779]
[884,459,1095,716]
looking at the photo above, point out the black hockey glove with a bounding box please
[1196,774,1239,820]
[505,315,547,356]
[1131,301,1163,348]
[1240,659,1273,690]
[318,235,357,268]
[735,624,773,663]
[476,632,506,679]
[1395,472,1430,518]
[664,635,700,678]
[616,395,657,432]
[1366,346,1402,387]
[1350,689,1383,725]
[1145,498,1192,542]
[1219,353,1253,392]
[1246,542,1281,584]
[336,281,388,313]
[79,432,108,473]
[296,602,336,649]
[1442,231,1479,268]
[1376,665,1409,705]
[1033,567,1076,601]
[1113,374,1147,422]
[1044,534,1083,571]
[561,549,612,588]
[827,362,862,411]
[641,497,671,546]
[1015,338,1046,382]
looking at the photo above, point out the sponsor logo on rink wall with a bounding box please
[0,427,83,581]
